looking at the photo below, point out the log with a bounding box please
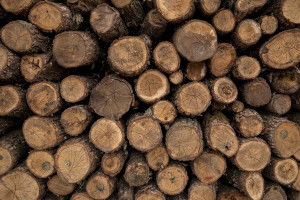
[26,81,63,116]
[90,3,128,43]
[232,56,261,80]
[259,29,300,69]
[47,175,76,196]
[89,75,134,120]
[169,70,183,85]
[108,36,150,77]
[0,0,39,15]
[23,116,66,150]
[186,61,207,81]
[262,182,287,200]
[135,69,170,104]
[127,115,162,152]
[208,43,236,77]
[153,41,180,74]
[101,150,126,177]
[135,184,166,200]
[287,163,300,191]
[233,0,268,22]
[217,184,250,200]
[226,100,244,113]
[67,0,107,14]
[0,130,28,176]
[232,108,264,137]
[146,144,169,171]
[192,150,226,184]
[29,1,83,33]
[86,170,116,200]
[0,117,19,135]
[117,177,134,200]
[174,82,211,116]
[273,0,300,28]
[188,179,216,200]
[26,150,55,178]
[203,112,239,157]
[71,192,93,200]
[1,20,50,53]
[53,31,99,68]
[156,163,188,195]
[198,0,221,16]
[148,100,177,125]
[55,136,100,183]
[166,118,203,161]
[242,77,272,107]
[260,114,300,158]
[154,0,195,23]
[90,118,124,153]
[173,20,218,62]
[232,137,271,172]
[60,105,93,136]
[263,157,298,185]
[212,9,236,35]
[258,15,278,35]
[288,191,300,200]
[265,94,291,115]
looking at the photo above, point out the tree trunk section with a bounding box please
[226,100,244,113]
[273,0,300,28]
[212,9,236,35]
[101,150,126,177]
[232,56,261,80]
[169,70,183,85]
[146,144,169,171]
[67,0,107,14]
[0,0,40,15]
[148,100,177,125]
[233,0,268,22]
[47,175,76,196]
[117,177,134,200]
[135,184,166,200]
[26,150,55,178]
[258,15,278,35]
[188,179,216,200]
[186,61,207,81]
[262,182,287,200]
[265,94,291,115]
[217,184,251,200]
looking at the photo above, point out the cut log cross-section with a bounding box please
[135,184,166,200]
[232,56,261,80]
[0,0,39,15]
[234,0,268,21]
[47,175,75,196]
[198,0,221,16]
[265,94,291,115]
[212,9,236,35]
[274,0,300,28]
[209,77,238,105]
[149,100,177,125]
[146,145,169,171]
[186,61,207,81]
[101,150,126,177]
[169,70,183,85]
[188,180,217,200]
[262,183,287,200]
[26,150,55,178]
[258,15,278,35]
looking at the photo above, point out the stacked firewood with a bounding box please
[0,0,299,199]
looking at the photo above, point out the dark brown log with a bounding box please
[26,150,55,178]
[188,179,216,200]
[291,90,300,110]
[198,0,221,16]
[233,0,268,22]
[288,191,300,200]
[67,0,107,14]
[117,177,134,200]
[43,192,66,200]
[47,175,76,196]
[258,15,278,35]
[101,150,126,177]
[226,100,244,113]
[169,70,184,85]
[135,184,166,200]
[186,61,207,81]
[89,75,134,120]
[212,9,236,35]
[168,193,188,200]
[1,20,50,53]
[273,0,300,28]
[173,20,218,62]
[71,192,93,200]
[232,56,261,80]
[90,3,128,43]
[0,0,40,15]
[166,118,203,161]
[217,184,251,200]
[0,117,19,135]
[262,182,287,200]
[265,94,291,115]
[148,100,177,125]
[146,144,169,171]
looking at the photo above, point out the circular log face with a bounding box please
[60,75,88,103]
[146,145,169,171]
[233,56,261,80]
[111,0,131,8]
[212,9,235,34]
[244,172,264,200]
[212,77,238,104]
[26,151,55,178]
[152,100,177,124]
[275,158,298,185]
[0,86,20,116]
[21,55,44,82]
[237,20,261,45]
[282,0,300,25]
[0,0,33,14]
[243,78,271,107]
[0,147,12,176]
[86,173,114,199]
[48,175,75,196]
[260,15,278,35]
[188,182,216,200]
[101,153,123,176]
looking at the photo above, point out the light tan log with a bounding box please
[208,77,238,104]
[258,15,278,35]
[71,192,93,200]
[146,145,169,171]
[265,94,291,115]
[67,0,107,14]
[169,70,183,85]
[217,184,251,200]
[198,0,221,16]
[0,0,40,15]
[273,0,300,28]
[149,100,177,124]
[232,56,261,80]
[47,175,75,196]
[26,150,55,178]
[226,100,244,113]
[188,179,216,200]
[233,0,268,21]
[212,9,236,35]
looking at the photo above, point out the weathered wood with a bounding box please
[273,0,300,28]
[0,0,40,15]
[212,9,236,35]
[101,150,126,177]
[265,94,291,115]
[47,175,76,196]
[148,100,177,124]
[198,0,221,16]
[226,100,244,113]
[26,150,55,178]
[117,177,134,200]
[288,191,300,200]
[217,184,251,200]
[262,182,287,200]
[169,70,183,85]
[258,15,278,35]
[67,0,107,14]
[146,144,169,171]
[233,0,268,22]
[232,56,261,80]
[135,184,166,200]
[188,179,216,200]
[186,61,207,81]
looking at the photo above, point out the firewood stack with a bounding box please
[0,0,299,199]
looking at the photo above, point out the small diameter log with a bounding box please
[0,130,27,176]
[118,177,134,200]
[209,43,236,77]
[146,145,169,171]
[108,36,149,77]
[136,184,166,200]
[71,192,93,200]
[262,182,287,200]
[47,175,76,196]
[232,56,261,80]
[135,69,170,104]
[61,105,93,136]
[149,100,177,124]
[90,118,124,153]
[232,137,271,171]
[198,0,221,16]
[156,163,188,195]
[166,118,203,161]
[232,19,262,51]
[188,180,216,200]
[124,152,150,187]
[234,0,268,22]
[226,100,244,113]
[26,150,55,178]
[0,43,21,83]
[232,108,264,137]
[265,94,291,115]
[0,117,19,135]
[192,150,226,184]
[86,170,116,200]
[111,0,144,29]
[0,0,39,15]
[0,165,45,200]
[153,41,180,74]
[1,20,49,53]
[242,77,272,107]
[53,31,99,68]
[55,136,100,184]
[217,184,250,200]
[173,20,218,62]
[0,85,30,118]
[67,0,107,14]
[203,112,239,157]
[23,116,66,150]
[90,3,128,43]
[263,157,298,185]
[260,114,300,158]
[186,61,207,81]
[273,0,300,28]
[169,70,183,85]
[174,82,211,116]
[20,52,65,83]
[154,0,195,23]
[127,115,162,152]
[225,168,264,200]
[101,150,126,177]
[258,15,278,35]
[26,81,62,116]
[89,75,134,120]
[212,9,236,35]
[139,9,168,40]
[260,29,300,69]
[29,1,82,33]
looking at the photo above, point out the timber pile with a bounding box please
[0,0,300,199]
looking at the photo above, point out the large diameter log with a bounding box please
[166,118,203,161]
[274,0,300,28]
[0,0,39,15]
[188,179,216,200]
[53,31,99,68]
[55,136,100,183]
[234,0,268,21]
[262,182,287,200]
[26,150,55,178]
[1,20,50,53]
[173,20,218,62]
[47,175,75,196]
[135,184,166,200]
[146,145,169,171]
[260,29,300,69]
[232,56,261,80]
[101,150,126,177]
[212,9,236,35]
[265,94,291,115]
[198,0,221,16]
